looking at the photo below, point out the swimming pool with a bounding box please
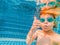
[0,38,36,45]
[0,0,60,45]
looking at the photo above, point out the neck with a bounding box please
[42,30,55,35]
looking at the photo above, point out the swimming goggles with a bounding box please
[40,17,54,23]
[40,1,56,8]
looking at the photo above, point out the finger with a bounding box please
[34,16,37,20]
[26,39,30,44]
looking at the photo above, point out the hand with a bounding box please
[31,16,40,30]
[26,36,31,45]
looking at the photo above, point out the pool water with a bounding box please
[0,0,60,45]
[0,38,36,45]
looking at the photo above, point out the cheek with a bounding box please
[48,22,54,27]
[41,23,54,27]
[40,23,43,26]
[40,22,54,28]
[40,23,45,28]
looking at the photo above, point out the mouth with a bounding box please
[44,25,48,29]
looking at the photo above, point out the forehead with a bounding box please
[40,14,53,18]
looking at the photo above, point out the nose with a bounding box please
[44,22,48,24]
[44,20,48,24]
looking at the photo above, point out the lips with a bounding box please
[44,25,48,27]
[44,25,48,29]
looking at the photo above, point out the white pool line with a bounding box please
[0,38,36,42]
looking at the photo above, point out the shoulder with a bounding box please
[51,33,60,43]
[51,40,59,45]
[55,34,60,42]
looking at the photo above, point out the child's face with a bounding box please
[40,14,54,31]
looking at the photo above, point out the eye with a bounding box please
[40,3,46,8]
[48,1,56,7]
[40,18,45,22]
[47,17,54,22]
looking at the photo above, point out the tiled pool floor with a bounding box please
[0,38,36,45]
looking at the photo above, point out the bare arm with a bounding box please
[26,16,40,43]
[27,16,40,37]
[26,16,40,45]
[26,31,38,45]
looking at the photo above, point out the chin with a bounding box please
[43,28,50,31]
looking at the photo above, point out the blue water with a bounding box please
[0,38,36,45]
[0,0,36,39]
[0,0,60,45]
[0,41,36,45]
